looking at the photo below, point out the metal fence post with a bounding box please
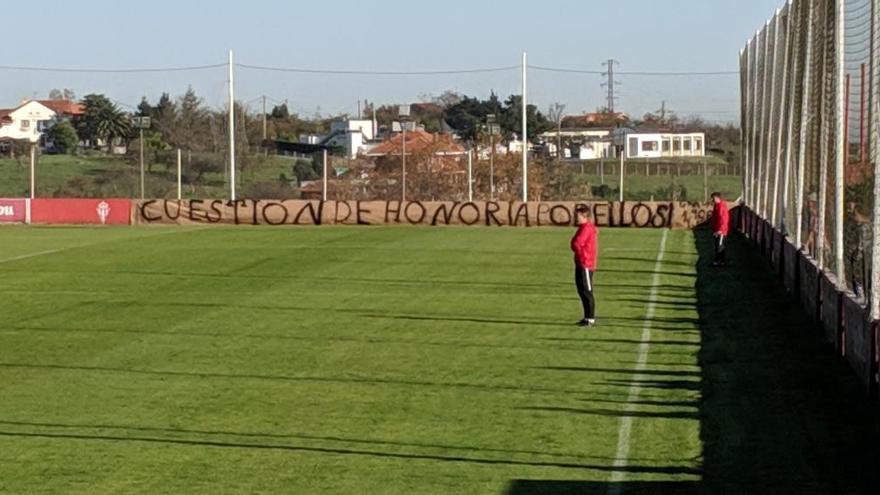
[796,0,816,248]
[834,0,847,282]
[869,0,880,320]
[772,6,791,228]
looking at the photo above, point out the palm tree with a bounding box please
[76,94,132,152]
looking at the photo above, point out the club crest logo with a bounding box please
[96,201,111,225]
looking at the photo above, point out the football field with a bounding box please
[0,226,877,494]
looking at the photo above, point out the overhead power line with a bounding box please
[0,63,227,74]
[235,63,520,75]
[529,65,738,76]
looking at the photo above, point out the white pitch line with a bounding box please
[607,228,669,494]
[0,249,62,265]
[0,226,208,266]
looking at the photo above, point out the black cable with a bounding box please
[235,64,519,75]
[528,65,738,76]
[0,63,226,74]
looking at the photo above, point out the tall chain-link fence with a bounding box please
[741,0,879,314]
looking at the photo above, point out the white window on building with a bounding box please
[662,139,671,153]
[20,120,30,131]
[641,140,659,152]
[695,137,703,152]
[683,138,692,152]
[673,138,681,152]
[628,137,639,157]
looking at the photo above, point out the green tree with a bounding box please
[76,94,131,152]
[171,87,209,152]
[500,95,551,141]
[48,121,79,154]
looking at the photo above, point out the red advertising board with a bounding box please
[0,198,28,224]
[31,199,131,225]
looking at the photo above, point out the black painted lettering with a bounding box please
[141,200,161,222]
[356,202,371,225]
[458,202,480,226]
[511,203,530,227]
[404,201,427,224]
[385,201,402,223]
[485,202,502,227]
[630,203,653,228]
[593,203,611,227]
[262,202,289,226]
[549,205,571,226]
[161,200,181,221]
[293,201,322,225]
[335,201,352,224]
[207,200,223,223]
[431,203,457,226]
[189,200,205,222]
[536,203,551,227]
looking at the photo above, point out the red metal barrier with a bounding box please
[0,198,28,224]
[31,199,131,225]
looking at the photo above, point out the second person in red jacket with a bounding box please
[571,205,599,327]
[710,192,730,267]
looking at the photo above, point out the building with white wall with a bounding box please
[0,101,57,143]
[625,132,705,159]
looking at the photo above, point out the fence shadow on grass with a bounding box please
[694,229,880,494]
[506,229,880,494]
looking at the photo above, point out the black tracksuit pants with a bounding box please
[714,234,727,264]
[575,265,595,320]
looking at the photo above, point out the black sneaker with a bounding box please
[576,319,591,327]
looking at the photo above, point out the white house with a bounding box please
[539,128,616,160]
[625,132,705,159]
[0,100,57,143]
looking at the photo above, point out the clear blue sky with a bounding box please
[2,0,782,123]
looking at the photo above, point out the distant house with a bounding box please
[36,99,85,120]
[562,112,630,129]
[0,100,57,144]
[625,131,706,159]
[366,129,466,158]
[539,128,615,160]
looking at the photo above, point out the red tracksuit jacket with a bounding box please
[571,222,598,270]
[711,201,730,236]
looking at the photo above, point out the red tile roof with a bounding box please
[368,129,465,156]
[37,99,85,117]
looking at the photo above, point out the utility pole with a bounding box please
[602,59,620,113]
[228,49,236,201]
[139,127,145,200]
[262,96,268,142]
[522,51,528,202]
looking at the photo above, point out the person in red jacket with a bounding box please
[710,192,730,267]
[571,205,599,327]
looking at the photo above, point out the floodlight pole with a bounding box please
[177,148,182,200]
[29,143,36,199]
[322,149,329,201]
[522,51,528,202]
[402,125,407,202]
[228,49,237,201]
[139,128,145,200]
[467,149,473,202]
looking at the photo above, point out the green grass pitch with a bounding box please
[0,226,877,494]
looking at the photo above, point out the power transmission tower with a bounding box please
[601,59,620,113]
